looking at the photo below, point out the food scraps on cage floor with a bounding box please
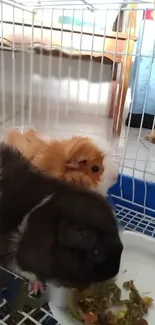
[69,280,153,325]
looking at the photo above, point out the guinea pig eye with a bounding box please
[92,246,106,263]
[93,248,100,257]
[92,165,100,173]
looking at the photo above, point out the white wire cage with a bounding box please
[0,0,155,324]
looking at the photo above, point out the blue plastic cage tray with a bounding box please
[109,174,155,237]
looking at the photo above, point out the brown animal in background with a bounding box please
[145,130,155,144]
[5,128,118,195]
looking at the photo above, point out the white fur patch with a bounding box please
[99,154,118,196]
[11,264,37,282]
[18,193,54,237]
[9,193,53,280]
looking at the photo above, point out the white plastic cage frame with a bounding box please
[0,0,155,324]
[0,2,154,174]
[0,0,154,129]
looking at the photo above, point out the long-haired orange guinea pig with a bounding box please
[4,128,118,195]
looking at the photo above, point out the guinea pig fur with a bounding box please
[5,129,118,194]
[4,127,48,161]
[0,143,123,290]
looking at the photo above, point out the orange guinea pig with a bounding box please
[5,128,118,195]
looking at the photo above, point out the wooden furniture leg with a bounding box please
[112,5,136,134]
[108,64,118,118]
[112,39,134,134]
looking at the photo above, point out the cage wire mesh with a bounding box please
[0,0,155,323]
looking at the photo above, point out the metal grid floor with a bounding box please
[0,204,155,325]
[116,204,155,238]
[0,299,58,325]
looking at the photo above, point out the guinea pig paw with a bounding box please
[28,280,45,295]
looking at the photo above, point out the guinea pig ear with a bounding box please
[77,159,87,166]
[65,159,87,170]
[65,161,79,170]
[59,222,96,250]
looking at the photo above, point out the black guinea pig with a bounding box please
[0,143,123,290]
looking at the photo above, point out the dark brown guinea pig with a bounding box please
[0,143,123,290]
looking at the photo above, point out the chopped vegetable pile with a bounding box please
[70,281,153,325]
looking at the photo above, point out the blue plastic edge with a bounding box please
[108,174,155,218]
